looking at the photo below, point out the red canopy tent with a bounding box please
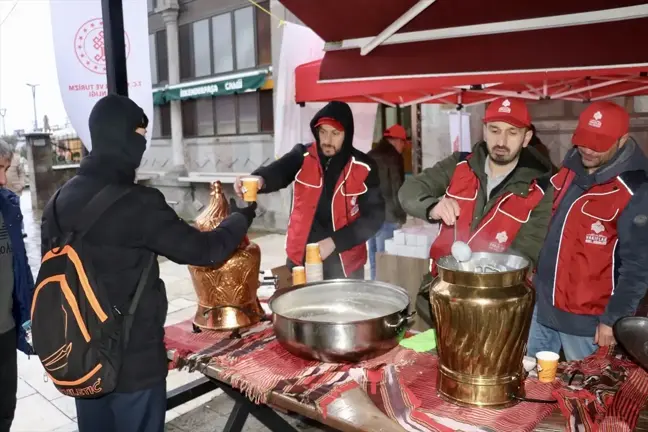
[296,59,648,107]
[284,0,648,103]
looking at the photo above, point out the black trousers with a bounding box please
[75,381,166,432]
[0,328,17,432]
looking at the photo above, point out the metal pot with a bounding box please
[268,279,415,363]
[430,252,533,407]
[614,316,648,371]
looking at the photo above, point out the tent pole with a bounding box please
[102,0,129,96]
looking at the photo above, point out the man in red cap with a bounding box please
[399,97,553,279]
[234,101,385,279]
[528,101,648,361]
[366,124,408,279]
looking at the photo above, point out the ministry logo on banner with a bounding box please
[50,0,153,150]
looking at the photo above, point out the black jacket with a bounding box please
[368,139,406,224]
[253,101,385,277]
[40,95,250,392]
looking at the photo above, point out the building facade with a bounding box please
[142,0,284,229]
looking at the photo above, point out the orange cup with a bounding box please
[305,243,322,264]
[536,351,560,383]
[241,177,260,202]
[292,266,306,285]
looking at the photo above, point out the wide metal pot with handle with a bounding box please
[268,279,415,363]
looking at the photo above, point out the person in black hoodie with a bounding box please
[235,101,385,279]
[40,95,256,432]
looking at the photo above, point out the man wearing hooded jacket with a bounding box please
[235,101,385,279]
[40,95,257,432]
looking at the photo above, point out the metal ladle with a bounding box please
[450,216,472,263]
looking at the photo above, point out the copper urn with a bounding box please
[188,181,264,331]
[430,252,534,407]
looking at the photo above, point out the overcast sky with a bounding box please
[0,0,68,134]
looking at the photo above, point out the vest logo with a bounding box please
[350,204,359,217]
[496,231,508,243]
[487,231,509,253]
[351,196,357,206]
[498,99,511,113]
[586,220,607,245]
[588,111,603,128]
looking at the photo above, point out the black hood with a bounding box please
[309,101,355,170]
[87,94,148,171]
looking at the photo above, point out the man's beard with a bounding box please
[320,144,338,155]
[488,146,522,165]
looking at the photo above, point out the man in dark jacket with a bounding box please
[40,95,256,432]
[235,101,385,279]
[0,138,34,432]
[528,101,648,361]
[367,124,407,279]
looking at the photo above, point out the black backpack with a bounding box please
[32,185,154,398]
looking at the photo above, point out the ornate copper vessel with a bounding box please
[188,181,264,331]
[429,252,534,407]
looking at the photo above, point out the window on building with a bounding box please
[174,91,274,137]
[192,19,211,78]
[215,95,237,135]
[153,104,171,138]
[238,92,259,134]
[179,24,192,80]
[147,0,155,13]
[149,34,158,84]
[212,13,233,74]
[196,98,215,136]
[255,2,271,66]
[259,90,274,133]
[181,100,197,137]
[234,7,255,70]
[155,30,168,83]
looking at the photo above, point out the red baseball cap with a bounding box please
[384,124,407,140]
[572,101,629,152]
[483,97,531,128]
[315,117,344,131]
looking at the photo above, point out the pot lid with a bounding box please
[614,317,648,371]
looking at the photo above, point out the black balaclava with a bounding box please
[87,94,148,171]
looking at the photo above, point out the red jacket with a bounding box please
[549,167,634,315]
[430,159,545,270]
[286,144,370,276]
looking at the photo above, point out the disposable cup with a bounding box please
[292,266,306,285]
[536,351,560,383]
[305,263,324,282]
[305,243,322,264]
[241,177,260,202]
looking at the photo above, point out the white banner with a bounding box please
[49,0,153,151]
[448,111,472,153]
[274,22,377,157]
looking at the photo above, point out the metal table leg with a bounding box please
[215,378,300,432]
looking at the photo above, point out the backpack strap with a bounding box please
[122,252,156,349]
[74,185,132,238]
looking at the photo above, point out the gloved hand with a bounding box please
[229,198,257,228]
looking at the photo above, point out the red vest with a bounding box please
[550,167,633,315]
[286,145,370,276]
[429,159,546,271]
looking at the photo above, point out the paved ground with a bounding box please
[11,190,330,432]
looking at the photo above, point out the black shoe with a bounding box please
[22,232,27,238]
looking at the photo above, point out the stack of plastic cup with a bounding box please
[305,243,324,282]
[292,266,306,286]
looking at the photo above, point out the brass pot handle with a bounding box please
[385,311,417,329]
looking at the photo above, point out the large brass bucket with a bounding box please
[429,252,534,407]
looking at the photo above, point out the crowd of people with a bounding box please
[0,93,646,432]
